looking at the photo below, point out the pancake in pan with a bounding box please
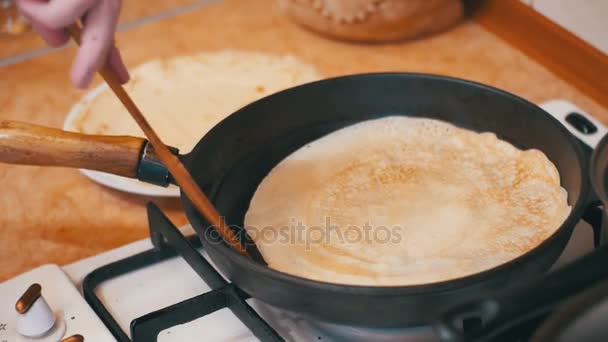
[244,116,571,286]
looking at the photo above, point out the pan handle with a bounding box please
[540,100,607,149]
[0,120,146,178]
[434,245,608,342]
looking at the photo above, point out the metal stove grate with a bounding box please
[81,203,284,342]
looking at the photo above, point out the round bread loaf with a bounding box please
[278,0,464,43]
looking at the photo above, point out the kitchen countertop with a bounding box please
[1,0,606,282]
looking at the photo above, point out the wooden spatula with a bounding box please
[65,24,249,257]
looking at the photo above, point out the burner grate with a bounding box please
[82,203,283,342]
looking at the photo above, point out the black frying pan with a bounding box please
[0,73,597,329]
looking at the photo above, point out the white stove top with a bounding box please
[0,226,322,342]
[0,218,595,342]
[0,100,603,342]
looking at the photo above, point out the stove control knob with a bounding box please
[60,334,84,342]
[15,283,57,338]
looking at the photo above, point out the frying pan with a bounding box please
[0,73,598,328]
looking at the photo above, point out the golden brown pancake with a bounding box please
[244,116,570,286]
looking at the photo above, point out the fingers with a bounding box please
[15,0,68,47]
[70,0,122,88]
[107,46,130,84]
[28,20,70,47]
[16,0,127,88]
[16,0,96,29]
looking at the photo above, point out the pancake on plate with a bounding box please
[69,50,321,153]
[244,116,571,286]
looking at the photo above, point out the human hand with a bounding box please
[16,0,129,88]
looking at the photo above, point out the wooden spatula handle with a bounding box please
[65,24,250,257]
[0,120,146,177]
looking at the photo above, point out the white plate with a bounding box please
[63,84,181,197]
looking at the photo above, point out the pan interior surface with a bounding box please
[185,73,587,291]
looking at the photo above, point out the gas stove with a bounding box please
[0,100,604,342]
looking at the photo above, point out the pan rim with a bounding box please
[590,133,608,204]
[183,72,590,295]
